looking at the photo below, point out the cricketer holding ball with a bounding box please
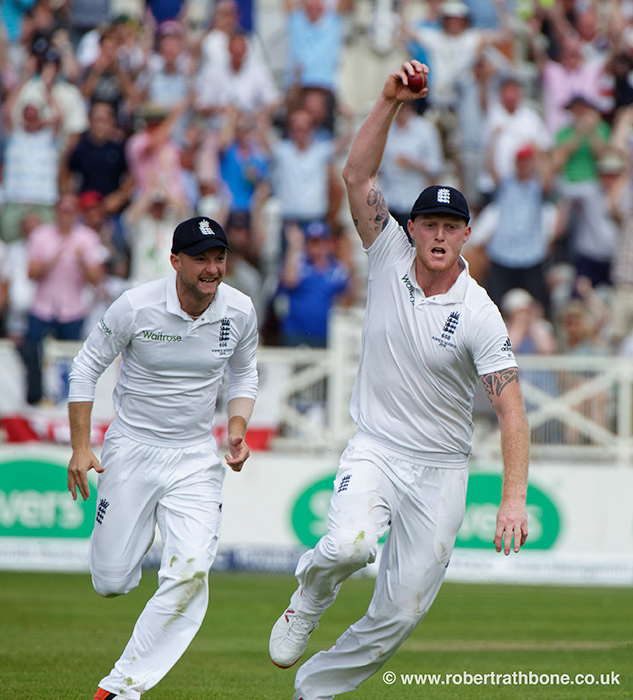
[269,61,529,699]
[67,217,258,700]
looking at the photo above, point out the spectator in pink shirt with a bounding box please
[539,34,608,136]
[19,192,105,405]
[125,101,190,214]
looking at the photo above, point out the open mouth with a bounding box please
[431,247,446,256]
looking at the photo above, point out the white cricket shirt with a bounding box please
[69,274,258,446]
[350,217,517,464]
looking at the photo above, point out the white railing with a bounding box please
[260,310,633,465]
[2,310,632,464]
[257,309,363,452]
[487,354,633,466]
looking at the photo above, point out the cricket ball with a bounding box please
[407,70,427,93]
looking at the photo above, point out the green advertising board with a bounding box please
[0,457,96,538]
[291,475,336,549]
[291,472,561,550]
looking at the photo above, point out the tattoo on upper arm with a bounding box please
[482,368,519,401]
[366,184,389,232]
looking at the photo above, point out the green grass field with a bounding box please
[0,570,631,700]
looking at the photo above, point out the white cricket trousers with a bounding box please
[291,436,468,700]
[89,427,225,699]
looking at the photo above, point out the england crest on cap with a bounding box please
[437,188,451,204]
[171,216,231,255]
[199,219,215,236]
[409,184,470,222]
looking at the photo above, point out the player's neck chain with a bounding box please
[188,293,215,320]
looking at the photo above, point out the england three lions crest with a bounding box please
[199,219,215,236]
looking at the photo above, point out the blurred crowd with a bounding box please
[0,0,633,406]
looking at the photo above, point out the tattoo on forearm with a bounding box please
[367,184,389,232]
[483,368,519,401]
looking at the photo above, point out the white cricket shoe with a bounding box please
[269,608,319,668]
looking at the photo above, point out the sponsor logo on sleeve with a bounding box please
[401,274,416,305]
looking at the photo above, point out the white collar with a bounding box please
[165,273,228,323]
[409,256,470,305]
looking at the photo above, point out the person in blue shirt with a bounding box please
[284,0,353,94]
[483,143,558,317]
[2,0,36,46]
[219,109,270,215]
[277,220,351,347]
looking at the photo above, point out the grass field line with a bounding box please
[402,640,632,652]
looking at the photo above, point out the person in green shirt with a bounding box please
[554,96,610,183]
[553,96,614,287]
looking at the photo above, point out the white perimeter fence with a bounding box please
[1,307,632,465]
[257,309,633,466]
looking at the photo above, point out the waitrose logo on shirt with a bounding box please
[141,330,182,342]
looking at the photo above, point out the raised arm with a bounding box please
[481,367,529,555]
[280,223,305,289]
[337,0,355,14]
[341,60,428,248]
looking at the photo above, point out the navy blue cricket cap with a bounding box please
[171,216,232,255]
[410,185,470,223]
